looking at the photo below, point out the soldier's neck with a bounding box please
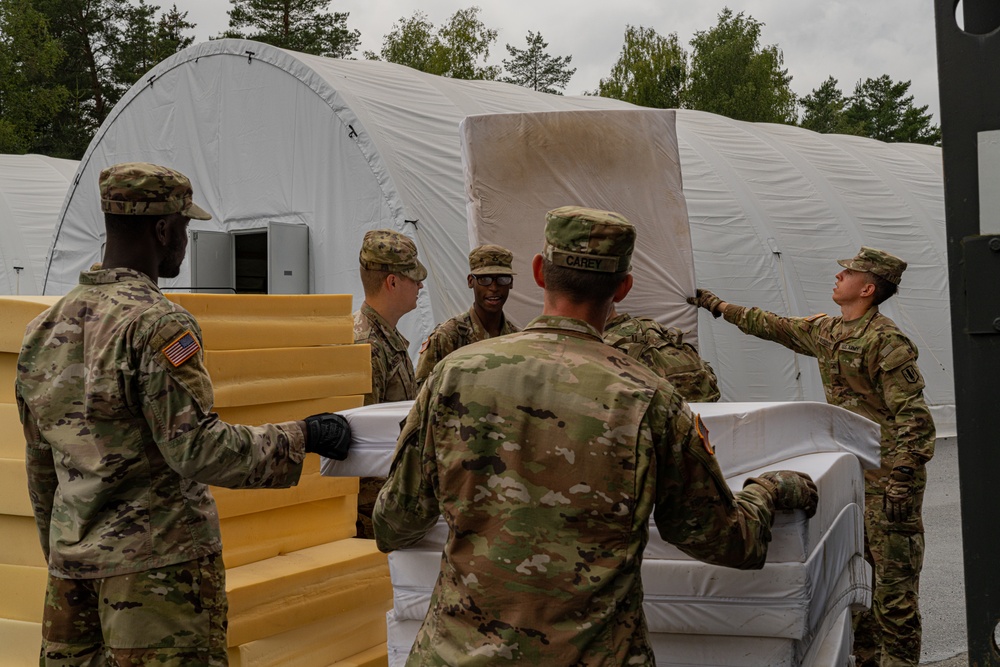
[542,292,614,333]
[840,300,874,322]
[473,303,505,337]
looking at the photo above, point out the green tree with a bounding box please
[686,8,796,124]
[372,6,499,80]
[799,76,860,135]
[30,0,197,158]
[502,30,574,93]
[111,3,194,98]
[596,25,686,108]
[0,0,67,153]
[845,75,940,144]
[222,0,360,58]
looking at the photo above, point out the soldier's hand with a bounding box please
[884,466,916,522]
[687,288,724,318]
[744,470,818,518]
[304,412,352,461]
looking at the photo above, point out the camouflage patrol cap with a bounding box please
[468,244,515,276]
[359,229,428,282]
[99,162,211,220]
[543,206,635,273]
[837,246,907,285]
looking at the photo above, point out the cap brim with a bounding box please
[183,202,213,221]
[469,267,515,276]
[837,259,855,270]
[404,259,428,282]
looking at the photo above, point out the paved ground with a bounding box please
[917,436,967,665]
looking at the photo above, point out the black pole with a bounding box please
[933,1,1000,664]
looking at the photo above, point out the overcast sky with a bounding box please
[169,0,945,123]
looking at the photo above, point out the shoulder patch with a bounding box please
[804,313,827,323]
[879,343,915,372]
[420,337,430,354]
[901,364,920,384]
[162,330,201,367]
[695,414,714,456]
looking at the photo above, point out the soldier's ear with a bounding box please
[860,280,876,298]
[613,272,633,303]
[532,254,545,288]
[467,274,475,289]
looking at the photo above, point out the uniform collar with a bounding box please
[524,315,603,341]
[79,267,160,291]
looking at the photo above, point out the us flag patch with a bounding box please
[162,330,200,367]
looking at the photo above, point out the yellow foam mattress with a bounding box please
[0,458,32,516]
[165,294,354,350]
[0,515,44,568]
[215,395,363,426]
[0,563,47,622]
[330,645,388,667]
[0,296,58,353]
[0,352,16,403]
[228,599,387,667]
[207,345,371,407]
[226,539,391,647]
[0,618,42,667]
[0,403,25,459]
[221,497,358,569]
[214,472,357,519]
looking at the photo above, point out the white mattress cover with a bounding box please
[646,451,864,563]
[388,503,865,640]
[322,400,881,479]
[646,605,855,667]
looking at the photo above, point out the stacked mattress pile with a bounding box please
[323,400,881,667]
[0,293,391,667]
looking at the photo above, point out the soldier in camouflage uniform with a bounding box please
[372,206,818,666]
[604,307,720,402]
[15,162,350,666]
[353,229,426,538]
[414,244,520,388]
[691,247,935,667]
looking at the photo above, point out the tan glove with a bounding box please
[884,466,916,523]
[687,288,724,318]
[744,470,819,518]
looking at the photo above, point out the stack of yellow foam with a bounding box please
[0,293,390,667]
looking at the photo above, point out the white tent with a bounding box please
[44,39,952,435]
[0,154,78,295]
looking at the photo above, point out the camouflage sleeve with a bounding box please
[138,312,306,489]
[640,341,721,403]
[876,335,936,467]
[723,305,822,359]
[414,329,455,390]
[372,379,441,552]
[17,390,56,560]
[651,390,775,569]
[367,341,388,405]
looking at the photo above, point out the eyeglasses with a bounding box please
[474,275,513,287]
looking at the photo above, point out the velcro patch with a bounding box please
[420,338,430,354]
[162,330,201,367]
[695,414,714,456]
[901,364,920,384]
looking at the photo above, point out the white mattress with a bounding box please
[646,451,865,563]
[387,503,867,640]
[322,400,881,480]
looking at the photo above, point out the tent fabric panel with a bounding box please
[0,155,77,295]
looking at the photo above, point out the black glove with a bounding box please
[744,470,819,518]
[304,412,352,461]
[687,288,724,318]
[884,466,916,523]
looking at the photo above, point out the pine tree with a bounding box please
[596,25,686,108]
[222,0,360,58]
[502,30,575,94]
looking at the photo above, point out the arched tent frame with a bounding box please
[45,39,953,435]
